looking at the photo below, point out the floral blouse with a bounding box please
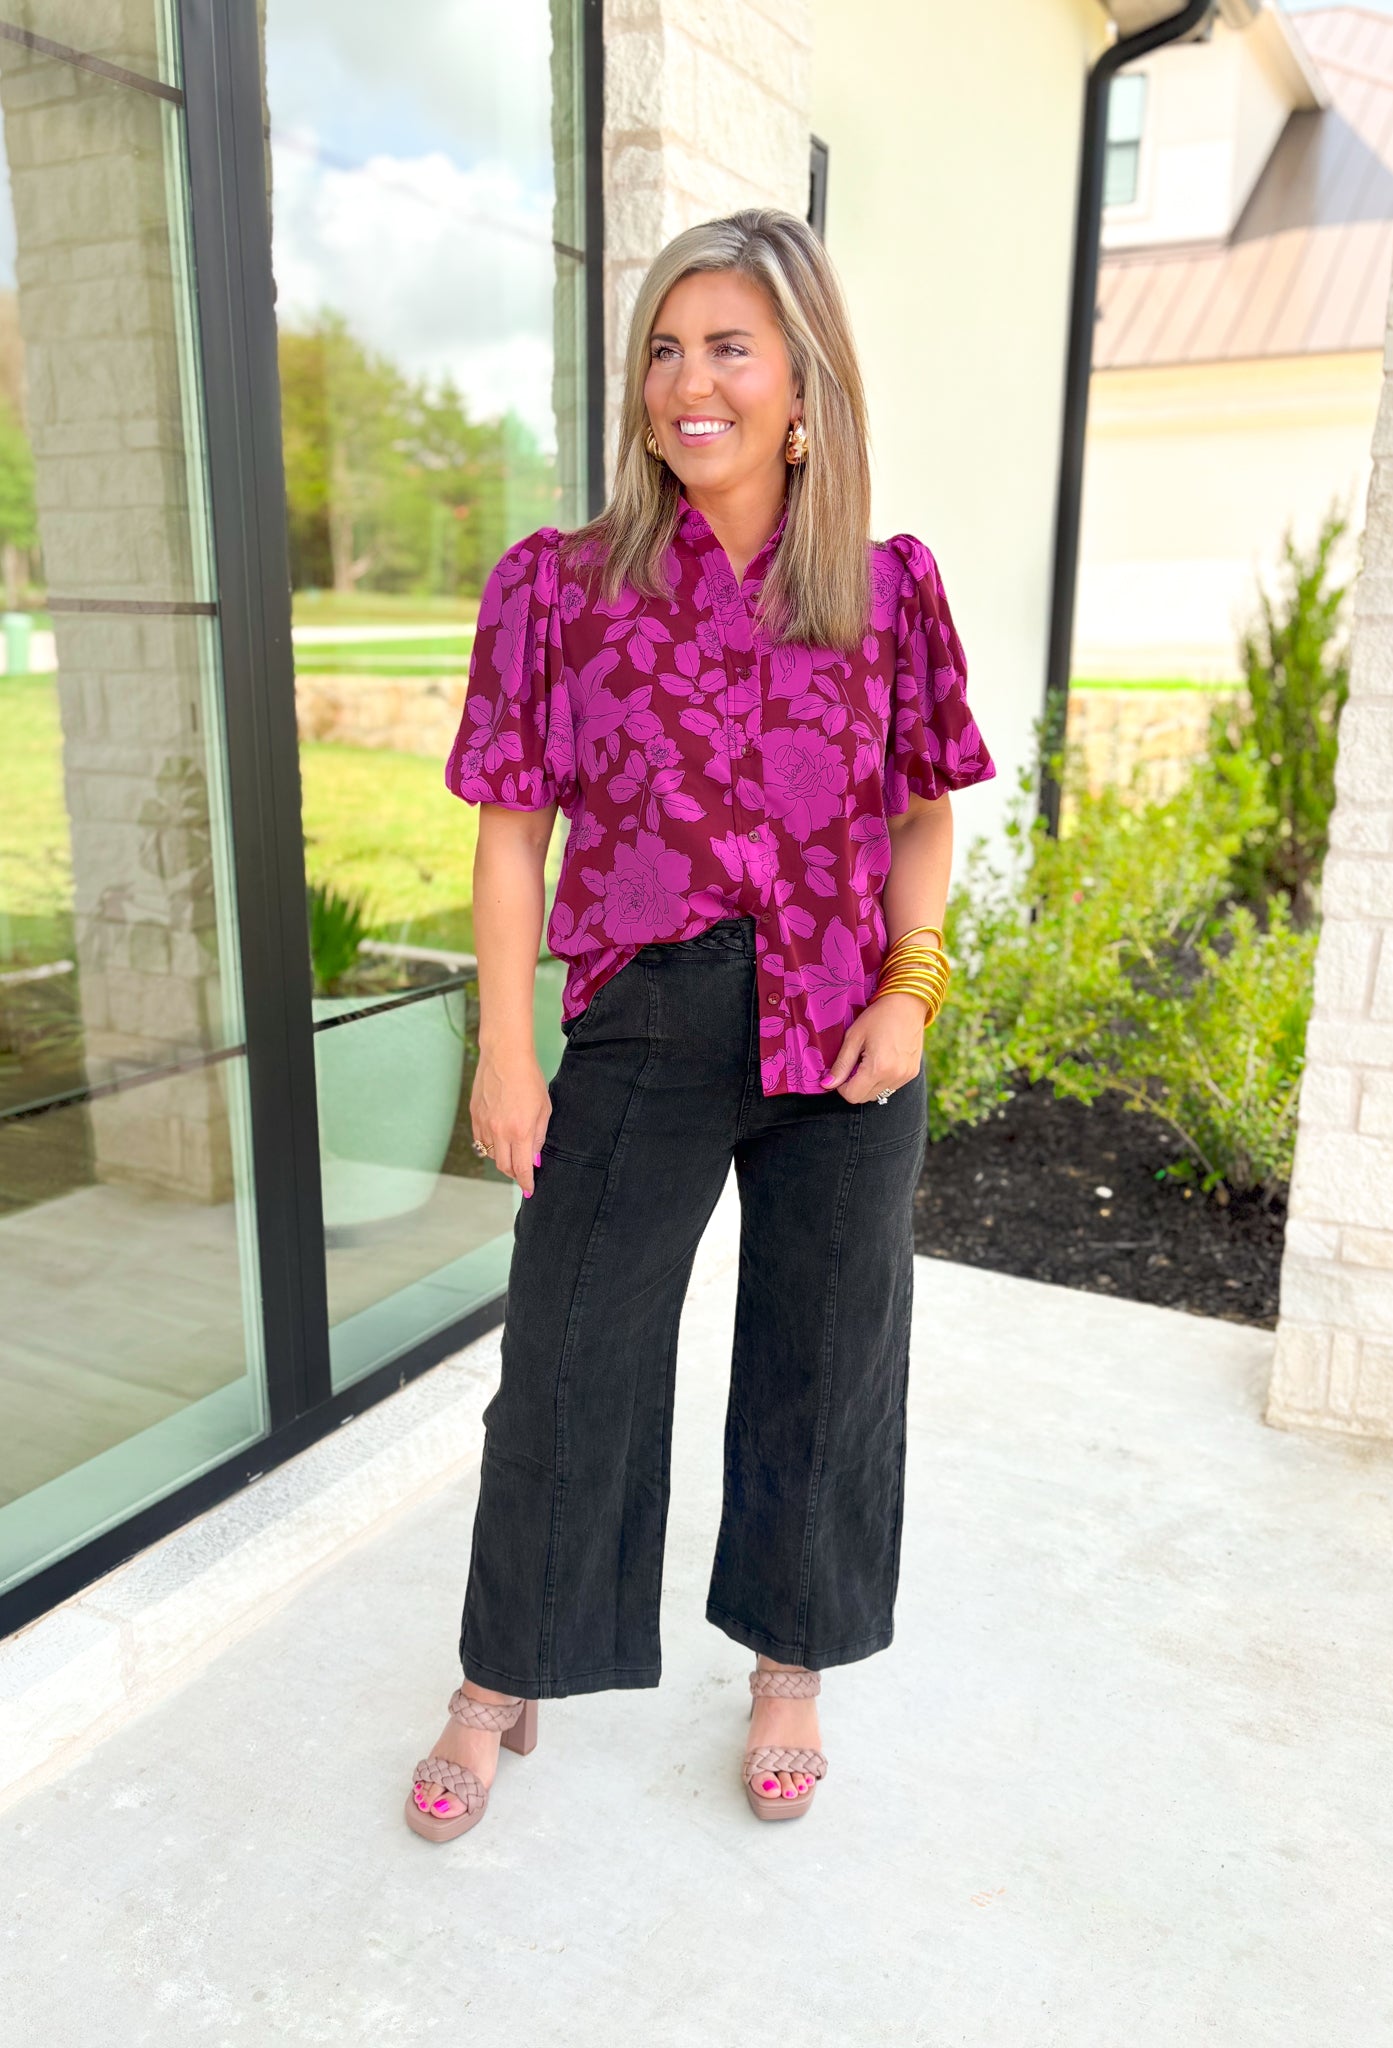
[445,495,995,1094]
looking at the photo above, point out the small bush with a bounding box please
[1210,508,1352,920]
[307,879,371,995]
[923,725,1315,1193]
[1042,896,1316,1194]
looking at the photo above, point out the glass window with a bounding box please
[264,0,589,1389]
[1104,71,1147,210]
[0,11,265,1593]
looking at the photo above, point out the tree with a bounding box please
[278,312,411,594]
[277,312,563,600]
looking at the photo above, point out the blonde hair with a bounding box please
[563,208,872,653]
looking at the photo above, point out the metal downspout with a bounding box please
[1039,0,1216,834]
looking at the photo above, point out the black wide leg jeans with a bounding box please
[458,915,927,1699]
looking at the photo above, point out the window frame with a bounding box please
[1103,69,1148,212]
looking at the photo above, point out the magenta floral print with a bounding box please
[445,496,995,1096]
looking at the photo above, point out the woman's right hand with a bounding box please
[470,1046,552,1198]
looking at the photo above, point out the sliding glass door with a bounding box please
[0,0,599,1620]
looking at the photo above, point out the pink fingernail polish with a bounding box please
[523,1188,532,1199]
[534,1151,542,1167]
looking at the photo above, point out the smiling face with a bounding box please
[642,268,801,498]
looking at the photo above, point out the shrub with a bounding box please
[1210,507,1352,920]
[306,879,371,995]
[923,727,1315,1192]
[1041,896,1316,1194]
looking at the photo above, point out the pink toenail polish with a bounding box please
[762,1779,777,1791]
[433,1799,450,1812]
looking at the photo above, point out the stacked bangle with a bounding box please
[873,922,952,1027]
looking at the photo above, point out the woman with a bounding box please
[405,207,994,1841]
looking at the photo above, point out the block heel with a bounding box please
[405,1686,538,1843]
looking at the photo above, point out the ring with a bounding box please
[471,1138,493,1158]
[875,1090,892,1106]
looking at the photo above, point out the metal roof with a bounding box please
[1095,5,1393,367]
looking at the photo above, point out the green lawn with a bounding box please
[291,590,480,630]
[300,742,480,952]
[0,676,71,948]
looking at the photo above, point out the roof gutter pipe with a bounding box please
[1039,0,1216,834]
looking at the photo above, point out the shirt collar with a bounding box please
[674,491,789,577]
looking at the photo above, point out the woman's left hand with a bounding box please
[819,992,927,1104]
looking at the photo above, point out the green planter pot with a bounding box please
[311,987,467,1233]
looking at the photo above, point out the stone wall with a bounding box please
[1063,686,1234,803]
[603,0,813,466]
[295,672,468,761]
[296,669,1238,808]
[1267,296,1393,1441]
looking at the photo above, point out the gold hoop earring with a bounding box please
[785,420,808,466]
[644,425,663,460]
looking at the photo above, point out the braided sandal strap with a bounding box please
[412,1755,489,1814]
[749,1667,821,1699]
[745,1746,828,1781]
[447,1686,525,1731]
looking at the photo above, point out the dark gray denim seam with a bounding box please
[538,958,662,1686]
[733,946,762,1144]
[794,1104,864,1646]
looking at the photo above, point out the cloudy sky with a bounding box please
[265,0,569,451]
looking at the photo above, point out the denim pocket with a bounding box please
[561,959,630,1048]
[858,1059,928,1157]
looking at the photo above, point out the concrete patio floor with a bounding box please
[7,1174,1392,2045]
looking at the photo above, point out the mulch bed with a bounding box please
[913,1080,1287,1328]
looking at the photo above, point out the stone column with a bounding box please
[1267,281,1393,1441]
[603,0,813,470]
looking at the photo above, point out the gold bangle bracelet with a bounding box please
[881,941,950,975]
[882,932,946,960]
[875,981,949,1012]
[886,923,944,952]
[878,965,949,991]
[877,957,951,991]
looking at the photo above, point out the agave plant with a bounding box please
[306,879,371,996]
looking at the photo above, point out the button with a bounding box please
[747,828,760,841]
[768,993,780,1005]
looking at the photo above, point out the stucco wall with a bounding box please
[1076,352,1380,680]
[810,0,1108,862]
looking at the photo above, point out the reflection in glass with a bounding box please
[0,25,264,1590]
[266,0,589,1385]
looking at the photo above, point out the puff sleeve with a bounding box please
[883,533,995,815]
[445,527,576,813]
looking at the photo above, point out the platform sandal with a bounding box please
[405,1686,539,1843]
[743,1665,829,1821]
